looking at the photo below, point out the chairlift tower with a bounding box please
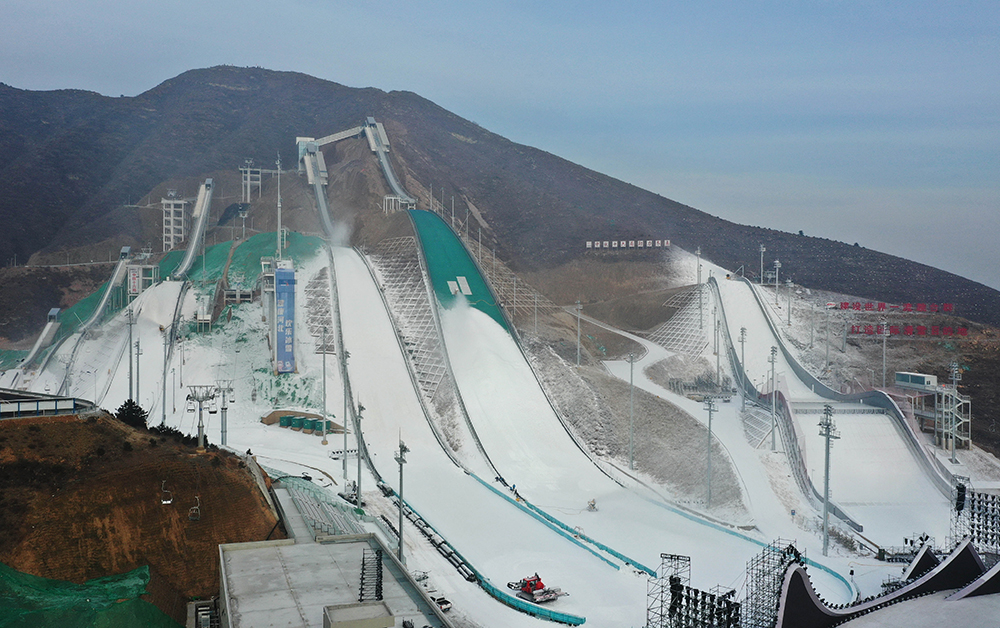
[186,385,217,450]
[215,379,234,446]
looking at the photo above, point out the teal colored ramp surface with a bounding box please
[409,210,509,332]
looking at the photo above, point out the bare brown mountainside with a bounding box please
[0,413,283,623]
[1,65,999,326]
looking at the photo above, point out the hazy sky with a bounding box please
[3,1,998,289]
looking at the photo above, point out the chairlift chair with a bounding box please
[160,480,173,505]
[186,399,196,413]
[208,400,218,414]
[189,496,201,521]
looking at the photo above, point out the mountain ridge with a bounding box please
[0,65,997,326]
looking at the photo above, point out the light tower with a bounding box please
[394,439,410,563]
[627,353,637,470]
[704,397,716,507]
[759,245,766,284]
[819,404,840,556]
[275,153,282,259]
[773,260,782,305]
[575,301,582,366]
[769,346,778,451]
[739,327,747,410]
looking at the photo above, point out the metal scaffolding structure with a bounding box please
[647,553,691,628]
[742,539,803,628]
[367,237,449,397]
[304,268,336,353]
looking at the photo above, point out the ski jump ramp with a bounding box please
[713,276,951,543]
[171,178,214,279]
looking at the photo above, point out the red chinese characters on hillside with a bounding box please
[838,302,954,313]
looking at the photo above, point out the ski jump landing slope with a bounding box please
[407,210,853,606]
[336,246,640,626]
[713,277,950,544]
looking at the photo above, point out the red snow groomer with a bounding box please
[507,573,568,604]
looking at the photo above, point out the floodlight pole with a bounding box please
[343,351,350,480]
[356,403,364,509]
[739,327,747,411]
[575,301,582,366]
[715,316,721,387]
[627,353,636,470]
[136,340,142,405]
[786,279,792,325]
[810,303,815,348]
[819,404,839,556]
[705,398,716,507]
[773,260,781,305]
[769,346,778,451]
[759,245,766,284]
[276,154,282,260]
[697,247,703,330]
[881,321,888,388]
[825,308,831,368]
[321,327,328,445]
[395,439,409,562]
[128,307,134,400]
[161,329,168,426]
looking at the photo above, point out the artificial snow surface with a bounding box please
[14,241,982,626]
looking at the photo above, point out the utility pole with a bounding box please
[395,439,409,563]
[819,404,840,556]
[705,398,716,507]
[127,307,134,400]
[216,380,234,446]
[769,346,778,451]
[575,301,582,366]
[627,353,636,470]
[739,327,747,411]
[759,245,766,284]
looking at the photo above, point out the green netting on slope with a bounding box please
[0,562,180,628]
[0,350,28,370]
[158,250,185,280]
[182,241,234,286]
[226,232,323,290]
[408,210,509,331]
